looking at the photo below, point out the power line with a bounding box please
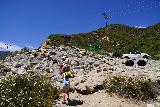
[107,0,147,16]
[106,0,160,18]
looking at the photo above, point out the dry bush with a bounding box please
[103,75,160,101]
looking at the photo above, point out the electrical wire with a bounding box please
[105,0,160,18]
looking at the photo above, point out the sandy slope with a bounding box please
[56,90,148,107]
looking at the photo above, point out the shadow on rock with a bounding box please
[67,99,83,106]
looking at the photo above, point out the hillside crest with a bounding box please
[41,23,160,59]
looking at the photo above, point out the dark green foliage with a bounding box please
[89,44,101,51]
[0,74,59,107]
[112,51,122,58]
[45,23,160,59]
[103,76,160,101]
[154,54,160,60]
[47,34,65,46]
[10,51,19,57]
[19,47,30,54]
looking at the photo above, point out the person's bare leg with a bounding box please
[63,92,65,102]
[67,87,70,101]
[67,92,70,101]
[64,88,68,102]
[65,93,68,102]
[62,88,67,103]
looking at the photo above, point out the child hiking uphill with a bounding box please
[61,65,74,104]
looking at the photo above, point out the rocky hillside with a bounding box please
[1,46,160,107]
[42,23,160,59]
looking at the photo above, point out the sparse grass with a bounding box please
[154,54,160,60]
[85,85,94,94]
[89,49,109,55]
[103,75,160,101]
[112,51,122,58]
[0,73,59,107]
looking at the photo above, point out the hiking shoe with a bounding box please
[62,101,66,104]
[67,98,71,102]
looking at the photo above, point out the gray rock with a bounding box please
[71,60,80,66]
[94,61,100,67]
[97,69,101,73]
[147,104,154,107]
[103,68,108,71]
[52,59,58,64]
[14,63,23,68]
[156,96,160,102]
[49,51,56,55]
[47,55,52,61]
[109,67,114,71]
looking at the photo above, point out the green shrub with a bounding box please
[0,74,59,107]
[153,54,160,60]
[20,47,30,54]
[103,75,160,101]
[85,85,94,94]
[10,51,19,57]
[91,49,109,55]
[45,23,160,60]
[112,51,122,58]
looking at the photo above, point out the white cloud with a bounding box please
[0,41,22,52]
[19,43,35,50]
[134,26,146,28]
[24,44,35,50]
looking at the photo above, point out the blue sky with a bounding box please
[0,0,160,50]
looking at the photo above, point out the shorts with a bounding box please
[62,80,70,88]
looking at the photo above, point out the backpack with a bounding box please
[64,71,72,78]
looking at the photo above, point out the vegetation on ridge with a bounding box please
[44,23,160,59]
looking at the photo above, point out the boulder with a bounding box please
[71,60,80,66]
[47,55,52,61]
[97,69,101,73]
[103,68,108,71]
[156,96,160,102]
[52,59,58,64]
[94,62,100,67]
[30,62,38,66]
[49,51,56,55]
[14,63,23,68]
[79,50,86,56]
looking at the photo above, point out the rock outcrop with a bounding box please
[1,46,160,107]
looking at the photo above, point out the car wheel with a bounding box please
[124,56,130,59]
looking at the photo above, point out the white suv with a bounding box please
[122,51,150,59]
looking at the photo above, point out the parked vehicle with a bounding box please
[122,51,150,59]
